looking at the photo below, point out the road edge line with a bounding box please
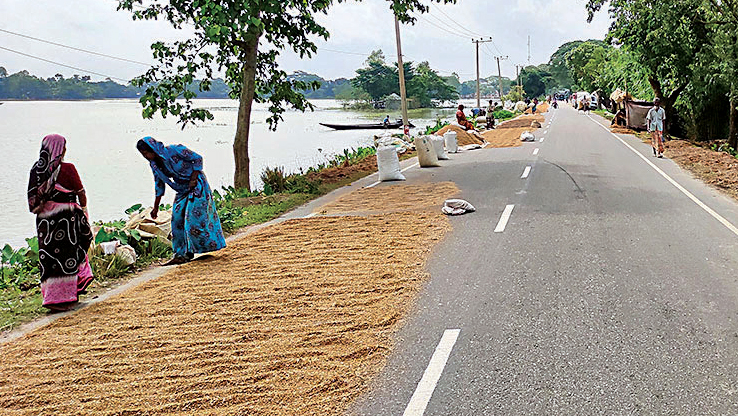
[587,115,738,237]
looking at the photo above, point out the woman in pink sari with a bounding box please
[27,134,94,311]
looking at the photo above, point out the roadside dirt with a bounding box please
[0,212,450,415]
[524,102,549,114]
[318,182,460,215]
[307,155,379,184]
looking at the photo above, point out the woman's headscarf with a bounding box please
[28,134,66,214]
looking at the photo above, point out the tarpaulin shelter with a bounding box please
[624,100,653,131]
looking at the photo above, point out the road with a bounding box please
[349,105,738,414]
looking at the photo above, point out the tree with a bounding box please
[587,0,710,135]
[352,54,399,101]
[118,0,456,191]
[520,65,554,98]
[407,61,458,107]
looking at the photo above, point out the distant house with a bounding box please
[384,93,401,110]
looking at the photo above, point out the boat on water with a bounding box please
[319,121,415,131]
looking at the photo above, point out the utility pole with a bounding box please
[495,55,508,103]
[515,64,525,88]
[527,35,531,65]
[472,37,494,108]
[394,15,409,133]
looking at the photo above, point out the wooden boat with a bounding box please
[319,121,415,131]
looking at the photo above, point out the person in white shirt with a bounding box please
[647,97,666,158]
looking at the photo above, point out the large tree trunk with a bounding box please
[233,33,260,191]
[648,76,687,138]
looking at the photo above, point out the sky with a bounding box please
[0,0,611,83]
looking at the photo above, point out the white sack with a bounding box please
[442,199,477,216]
[444,130,458,153]
[377,146,406,182]
[415,136,441,167]
[115,244,138,266]
[431,136,450,160]
[520,131,536,142]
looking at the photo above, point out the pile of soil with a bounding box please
[497,115,545,129]
[434,125,483,146]
[524,102,549,114]
[319,182,460,215]
[665,140,738,200]
[307,155,378,184]
[482,129,525,148]
[0,212,450,415]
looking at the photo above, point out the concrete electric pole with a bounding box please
[472,37,494,108]
[394,15,409,133]
[495,55,508,103]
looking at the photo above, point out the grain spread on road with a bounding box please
[317,182,460,215]
[0,212,450,415]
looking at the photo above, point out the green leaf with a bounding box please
[125,204,144,215]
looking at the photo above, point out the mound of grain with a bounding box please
[498,115,545,129]
[524,102,549,114]
[435,125,483,146]
[319,182,460,215]
[530,121,542,128]
[482,128,526,148]
[0,213,450,415]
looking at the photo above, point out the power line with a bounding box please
[413,14,470,39]
[0,27,153,66]
[431,7,485,38]
[0,45,129,82]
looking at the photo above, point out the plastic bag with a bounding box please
[377,146,406,182]
[520,131,536,142]
[115,244,137,266]
[415,136,441,167]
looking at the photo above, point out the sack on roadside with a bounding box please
[444,130,458,153]
[377,146,406,182]
[415,136,441,167]
[520,131,536,142]
[115,244,137,267]
[442,199,476,216]
[431,136,450,160]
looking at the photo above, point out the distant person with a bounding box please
[383,115,390,127]
[27,134,93,311]
[486,100,496,129]
[647,97,666,158]
[456,105,476,131]
[531,98,539,114]
[136,137,226,265]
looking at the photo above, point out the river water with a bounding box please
[0,99,460,247]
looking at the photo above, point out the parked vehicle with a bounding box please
[590,93,599,110]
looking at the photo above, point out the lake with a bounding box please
[0,99,461,247]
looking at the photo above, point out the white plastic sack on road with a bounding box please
[520,131,536,142]
[459,144,483,151]
[415,136,441,167]
[442,199,476,216]
[431,136,450,160]
[377,145,406,182]
[444,130,458,153]
[515,101,528,112]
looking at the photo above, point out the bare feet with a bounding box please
[163,256,190,266]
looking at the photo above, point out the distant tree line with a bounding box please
[0,67,232,100]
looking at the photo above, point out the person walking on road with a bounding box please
[27,134,94,311]
[136,137,226,265]
[647,98,666,158]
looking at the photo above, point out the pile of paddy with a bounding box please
[434,125,484,146]
[317,182,460,215]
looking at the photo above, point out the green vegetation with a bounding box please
[593,109,614,120]
[350,50,458,108]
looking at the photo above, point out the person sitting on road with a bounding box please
[456,105,476,131]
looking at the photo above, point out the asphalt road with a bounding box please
[349,105,738,415]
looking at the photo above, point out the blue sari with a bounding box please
[141,137,226,258]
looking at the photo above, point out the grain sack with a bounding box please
[415,136,441,167]
[520,131,536,142]
[444,130,458,153]
[442,199,476,216]
[377,146,406,182]
[431,136,450,160]
[530,121,542,128]
[115,244,137,267]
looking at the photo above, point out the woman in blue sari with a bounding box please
[137,137,226,265]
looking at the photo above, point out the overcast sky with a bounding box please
[0,0,611,83]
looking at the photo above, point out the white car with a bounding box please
[589,93,599,110]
